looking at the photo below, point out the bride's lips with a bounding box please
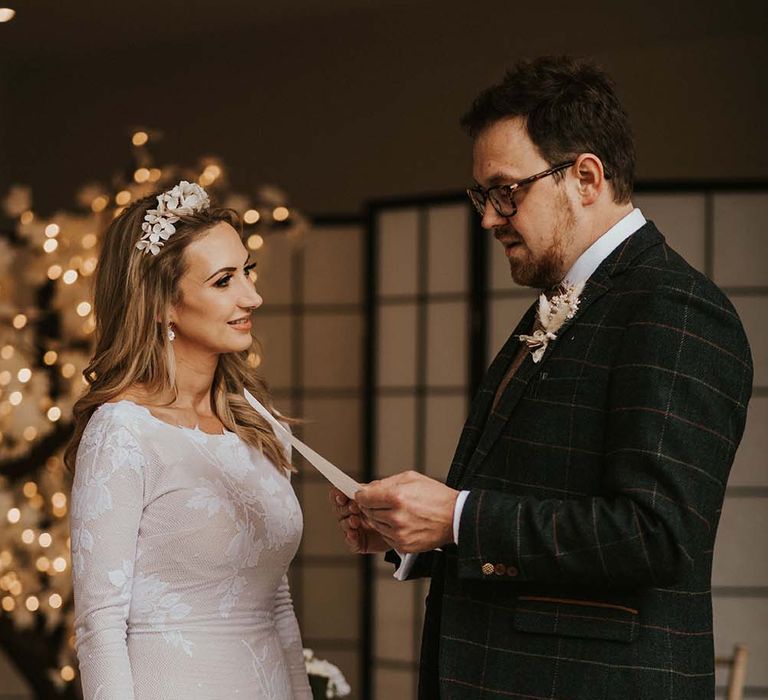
[227,318,252,331]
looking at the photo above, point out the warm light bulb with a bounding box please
[273,206,289,222]
[22,482,37,498]
[62,269,78,284]
[25,596,39,612]
[12,314,27,329]
[22,426,37,442]
[247,234,264,250]
[17,368,31,383]
[0,9,16,23]
[52,557,67,572]
[21,529,35,544]
[76,301,91,317]
[47,265,63,280]
[20,210,33,224]
[43,238,58,253]
[82,256,98,275]
[43,350,58,365]
[148,168,162,182]
[45,223,60,238]
[49,593,62,609]
[0,344,13,359]
[35,556,50,572]
[1,596,14,612]
[0,371,10,385]
[47,406,62,422]
[91,195,109,213]
[38,532,52,548]
[82,233,98,249]
[134,168,150,183]
[244,209,260,224]
[9,392,22,406]
[61,666,75,682]
[52,493,67,508]
[132,131,148,147]
[61,363,76,378]
[6,508,20,524]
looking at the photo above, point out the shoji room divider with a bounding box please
[252,218,367,698]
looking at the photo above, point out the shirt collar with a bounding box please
[563,208,646,286]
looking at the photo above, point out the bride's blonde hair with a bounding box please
[64,191,294,474]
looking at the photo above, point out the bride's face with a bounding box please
[169,221,262,356]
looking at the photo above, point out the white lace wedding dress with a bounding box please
[70,399,312,699]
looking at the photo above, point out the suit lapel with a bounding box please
[445,300,537,487]
[452,222,665,488]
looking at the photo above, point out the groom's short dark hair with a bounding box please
[461,56,636,203]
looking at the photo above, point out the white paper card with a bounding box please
[243,388,362,498]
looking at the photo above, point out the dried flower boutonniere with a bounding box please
[517,280,586,363]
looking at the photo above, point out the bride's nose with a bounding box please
[241,289,263,310]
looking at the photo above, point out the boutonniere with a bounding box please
[517,280,586,363]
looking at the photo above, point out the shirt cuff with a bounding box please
[453,490,470,544]
[393,551,416,581]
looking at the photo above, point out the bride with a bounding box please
[64,181,312,699]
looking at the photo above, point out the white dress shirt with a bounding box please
[393,208,647,580]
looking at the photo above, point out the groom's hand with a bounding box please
[329,487,390,554]
[354,471,459,554]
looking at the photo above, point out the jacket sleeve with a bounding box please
[457,278,753,586]
[71,414,147,699]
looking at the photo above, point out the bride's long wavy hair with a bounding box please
[64,191,294,474]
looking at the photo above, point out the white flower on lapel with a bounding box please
[517,280,585,363]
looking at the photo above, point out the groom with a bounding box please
[332,56,753,699]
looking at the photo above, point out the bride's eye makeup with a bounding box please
[215,262,258,288]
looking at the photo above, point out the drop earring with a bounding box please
[167,323,176,342]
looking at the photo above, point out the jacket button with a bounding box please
[494,563,506,575]
[482,563,494,575]
[506,565,518,577]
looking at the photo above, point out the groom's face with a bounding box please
[472,116,577,289]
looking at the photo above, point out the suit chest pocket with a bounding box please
[513,596,640,643]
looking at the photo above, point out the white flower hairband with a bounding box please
[135,180,211,256]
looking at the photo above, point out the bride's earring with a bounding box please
[167,323,176,342]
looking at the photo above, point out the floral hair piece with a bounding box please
[135,180,211,256]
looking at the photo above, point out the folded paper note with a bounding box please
[244,388,362,498]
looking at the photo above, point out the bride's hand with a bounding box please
[329,487,390,554]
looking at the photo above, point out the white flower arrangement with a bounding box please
[303,648,351,698]
[517,280,585,363]
[135,180,211,255]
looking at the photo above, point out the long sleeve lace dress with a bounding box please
[70,399,312,699]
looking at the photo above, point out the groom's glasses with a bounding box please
[466,161,576,218]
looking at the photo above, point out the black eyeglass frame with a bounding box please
[466,160,577,218]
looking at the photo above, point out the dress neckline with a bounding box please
[104,399,235,437]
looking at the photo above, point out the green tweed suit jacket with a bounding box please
[395,222,753,699]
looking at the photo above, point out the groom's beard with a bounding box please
[501,192,576,290]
